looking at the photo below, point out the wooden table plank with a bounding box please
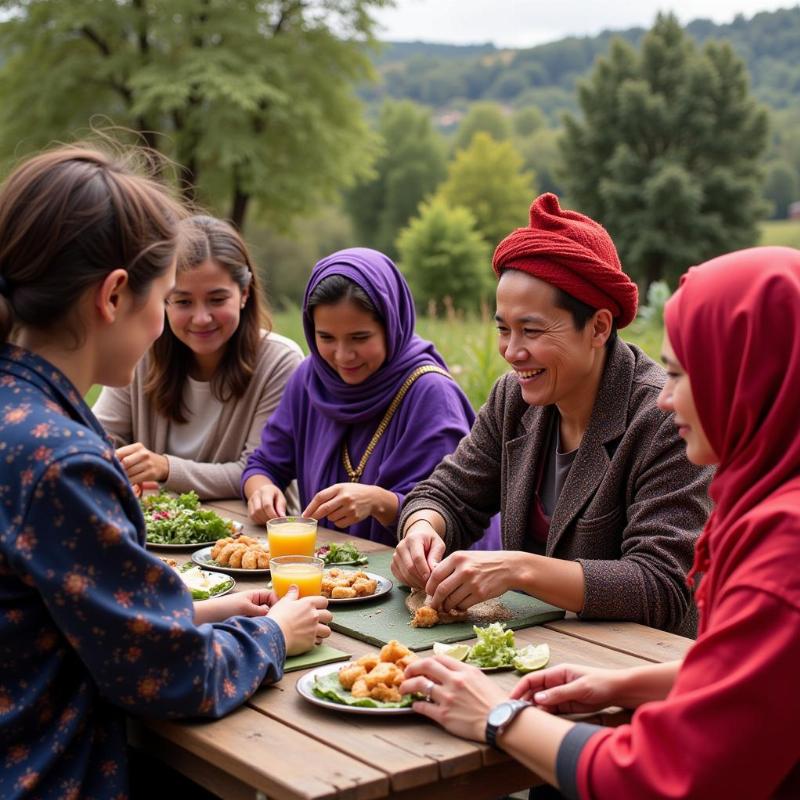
[138,705,388,800]
[543,619,693,663]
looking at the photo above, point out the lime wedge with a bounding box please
[432,642,470,661]
[513,644,550,673]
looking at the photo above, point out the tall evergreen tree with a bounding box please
[560,14,769,285]
[346,100,446,256]
[0,0,387,230]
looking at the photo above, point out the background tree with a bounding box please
[763,160,799,219]
[452,101,511,151]
[0,0,387,230]
[345,100,446,256]
[396,198,491,310]
[435,132,535,248]
[560,14,769,285]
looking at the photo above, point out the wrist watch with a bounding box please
[485,700,531,750]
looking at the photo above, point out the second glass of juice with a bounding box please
[267,516,317,558]
[270,555,324,598]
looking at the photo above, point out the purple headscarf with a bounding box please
[301,247,448,425]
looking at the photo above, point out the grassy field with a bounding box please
[760,219,800,249]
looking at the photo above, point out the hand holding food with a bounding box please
[391,525,446,589]
[267,585,332,656]
[399,655,508,742]
[510,663,622,714]
[194,590,276,625]
[303,483,387,529]
[117,441,169,483]
[425,550,514,613]
[247,481,288,523]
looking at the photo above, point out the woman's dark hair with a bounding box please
[306,274,381,322]
[145,215,270,423]
[553,287,618,346]
[0,144,184,344]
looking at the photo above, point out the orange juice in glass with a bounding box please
[267,516,317,558]
[270,556,324,598]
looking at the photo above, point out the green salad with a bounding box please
[141,491,236,545]
[435,623,550,673]
[312,671,415,709]
[315,541,368,566]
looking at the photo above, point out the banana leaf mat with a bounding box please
[328,550,565,652]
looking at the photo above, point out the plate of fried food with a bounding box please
[298,640,420,715]
[192,535,271,574]
[321,568,391,604]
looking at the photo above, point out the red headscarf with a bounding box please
[491,193,639,328]
[664,246,800,611]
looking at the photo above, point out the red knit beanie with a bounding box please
[492,193,639,328]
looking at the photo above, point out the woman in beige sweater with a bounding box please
[94,215,303,499]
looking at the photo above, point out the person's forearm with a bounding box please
[401,509,447,538]
[371,487,400,527]
[497,707,575,788]
[610,660,681,707]
[243,473,273,500]
[515,553,586,613]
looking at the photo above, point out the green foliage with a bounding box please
[396,198,492,310]
[452,101,511,151]
[435,133,535,248]
[345,100,446,257]
[0,0,387,230]
[560,14,769,286]
[759,220,800,249]
[763,160,799,219]
[512,106,545,137]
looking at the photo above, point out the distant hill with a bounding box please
[364,6,800,122]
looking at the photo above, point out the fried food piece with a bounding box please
[327,568,342,578]
[355,654,379,671]
[215,542,241,565]
[379,640,412,663]
[411,605,439,628]
[352,571,369,581]
[338,663,367,690]
[257,552,269,568]
[395,654,418,671]
[159,557,178,568]
[228,547,246,568]
[241,550,259,570]
[364,662,403,689]
[369,683,402,703]
[352,578,377,597]
[211,537,234,560]
[321,576,336,595]
[331,586,358,599]
[350,678,370,698]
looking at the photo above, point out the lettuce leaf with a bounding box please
[311,671,414,709]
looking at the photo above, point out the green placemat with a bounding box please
[329,550,565,652]
[283,644,351,673]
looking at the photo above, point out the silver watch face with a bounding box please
[488,702,515,728]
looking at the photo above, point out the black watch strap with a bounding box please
[485,700,532,750]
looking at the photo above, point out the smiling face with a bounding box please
[165,258,248,378]
[657,331,718,465]
[312,299,387,384]
[495,270,610,410]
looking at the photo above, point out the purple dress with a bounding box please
[243,247,500,549]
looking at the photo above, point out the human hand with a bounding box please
[510,663,623,714]
[399,655,508,742]
[425,550,512,612]
[391,524,446,590]
[116,442,169,483]
[267,586,332,655]
[193,589,276,625]
[247,483,287,523]
[302,483,379,528]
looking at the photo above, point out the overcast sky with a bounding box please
[373,1,796,47]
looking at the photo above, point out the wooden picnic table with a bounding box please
[130,499,693,800]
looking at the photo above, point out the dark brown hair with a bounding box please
[0,144,184,344]
[145,215,271,423]
[306,274,380,322]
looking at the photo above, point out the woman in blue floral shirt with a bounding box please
[0,145,331,799]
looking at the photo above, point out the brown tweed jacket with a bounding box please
[399,338,713,636]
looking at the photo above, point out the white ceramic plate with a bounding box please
[324,571,392,605]
[179,568,236,599]
[146,520,244,550]
[296,663,416,716]
[192,544,271,575]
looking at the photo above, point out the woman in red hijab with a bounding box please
[400,246,800,799]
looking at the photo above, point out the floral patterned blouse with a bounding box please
[0,345,286,799]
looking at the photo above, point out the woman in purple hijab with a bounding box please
[242,247,499,548]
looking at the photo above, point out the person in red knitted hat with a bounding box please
[392,193,711,636]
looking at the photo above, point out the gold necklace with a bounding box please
[341,365,452,483]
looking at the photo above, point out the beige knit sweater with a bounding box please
[93,331,303,500]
